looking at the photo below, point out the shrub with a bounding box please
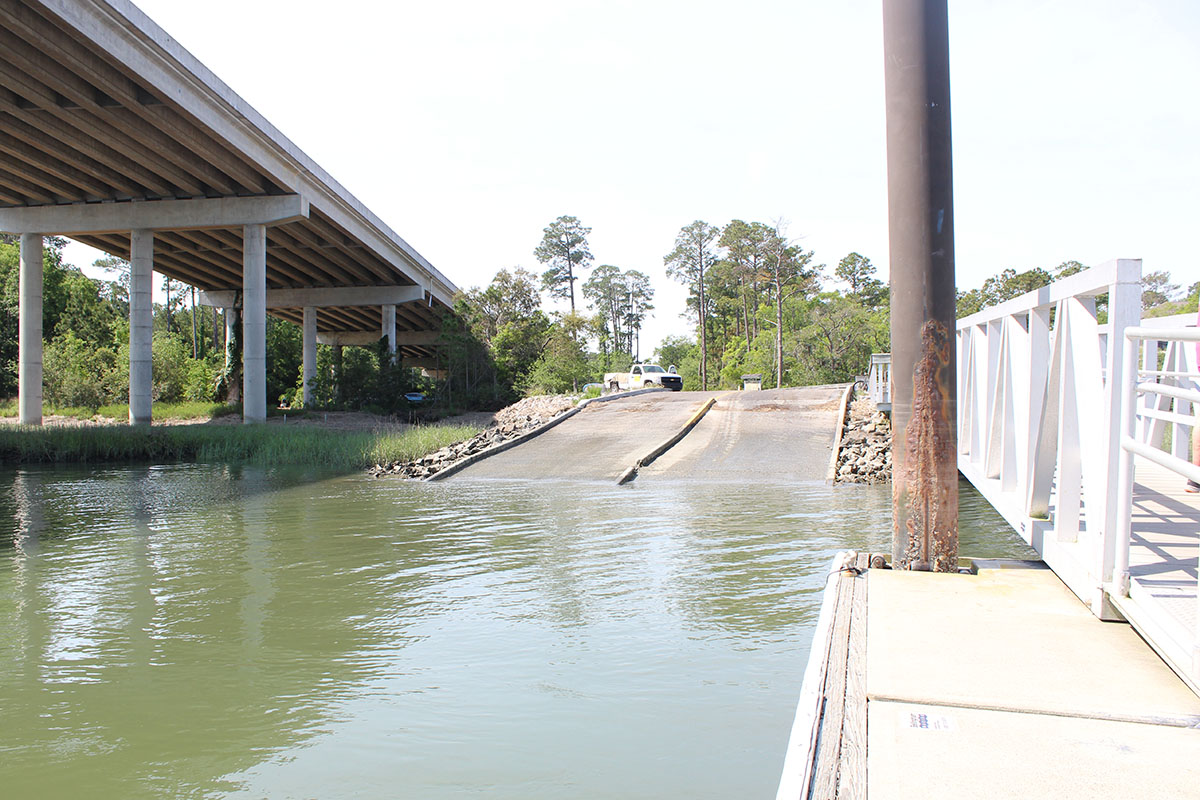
[43,331,117,409]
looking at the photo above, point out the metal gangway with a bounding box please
[871,261,1199,691]
[955,259,1199,692]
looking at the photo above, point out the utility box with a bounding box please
[741,374,763,391]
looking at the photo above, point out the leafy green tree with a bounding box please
[623,270,654,359]
[719,220,772,348]
[266,315,302,406]
[835,252,872,294]
[798,293,879,384]
[1,235,120,397]
[957,266,1055,318]
[52,269,120,346]
[1054,260,1087,278]
[465,267,541,343]
[1145,277,1198,319]
[535,215,593,313]
[583,264,655,359]
[492,311,552,391]
[93,254,131,321]
[665,220,720,390]
[42,331,118,408]
[523,315,590,394]
[1141,270,1179,311]
[704,258,746,370]
[655,334,701,391]
[763,226,818,388]
[583,264,626,354]
[836,252,887,308]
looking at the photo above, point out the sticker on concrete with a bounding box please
[904,710,956,732]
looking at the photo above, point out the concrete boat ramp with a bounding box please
[779,556,1200,800]
[448,385,846,483]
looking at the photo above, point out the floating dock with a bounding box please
[778,554,1200,799]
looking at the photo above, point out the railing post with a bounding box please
[1100,261,1142,599]
[1111,332,1140,596]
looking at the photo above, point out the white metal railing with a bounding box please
[956,260,1143,615]
[1110,323,1199,685]
[867,353,892,409]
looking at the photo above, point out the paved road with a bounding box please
[635,385,847,483]
[452,391,722,482]
[452,385,847,483]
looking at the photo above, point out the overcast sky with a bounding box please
[68,0,1200,354]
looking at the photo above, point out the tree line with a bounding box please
[955,259,1198,320]
[440,215,891,404]
[0,235,423,414]
[3,228,1192,414]
[447,216,1197,405]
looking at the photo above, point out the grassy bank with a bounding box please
[0,423,480,470]
[0,399,240,422]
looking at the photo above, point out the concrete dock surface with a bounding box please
[866,564,1200,799]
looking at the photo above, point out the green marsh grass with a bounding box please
[95,401,240,421]
[0,422,479,470]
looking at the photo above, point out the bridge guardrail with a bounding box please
[1110,324,1199,686]
[955,259,1142,616]
[867,353,891,411]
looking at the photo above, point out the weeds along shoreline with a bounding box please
[0,422,481,470]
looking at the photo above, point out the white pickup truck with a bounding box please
[604,363,683,392]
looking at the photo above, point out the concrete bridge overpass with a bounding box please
[0,0,458,423]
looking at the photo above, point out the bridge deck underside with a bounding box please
[0,0,451,354]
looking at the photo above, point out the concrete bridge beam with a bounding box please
[0,194,309,235]
[18,233,42,425]
[129,229,154,425]
[243,223,267,423]
[302,306,316,406]
[316,330,440,348]
[197,284,424,309]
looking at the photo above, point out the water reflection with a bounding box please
[0,465,1032,799]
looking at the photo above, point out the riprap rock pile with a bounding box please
[835,393,892,484]
[370,394,577,479]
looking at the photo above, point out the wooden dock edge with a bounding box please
[776,551,871,800]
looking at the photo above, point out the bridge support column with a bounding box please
[382,304,396,359]
[129,229,154,425]
[302,306,317,406]
[243,223,267,423]
[18,233,43,426]
[883,0,958,571]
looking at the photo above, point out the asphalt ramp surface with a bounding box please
[635,385,846,483]
[451,385,846,483]
[451,391,722,482]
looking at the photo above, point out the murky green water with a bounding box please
[0,465,1033,799]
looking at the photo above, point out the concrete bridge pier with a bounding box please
[129,229,154,425]
[382,304,396,360]
[302,306,317,406]
[18,233,42,426]
[242,223,267,423]
[2,194,310,426]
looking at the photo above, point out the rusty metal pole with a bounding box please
[883,0,958,571]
